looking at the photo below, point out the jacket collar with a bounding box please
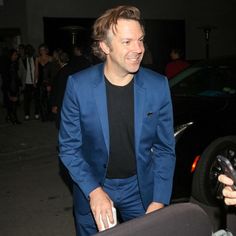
[92,63,145,89]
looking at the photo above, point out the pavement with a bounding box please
[0,104,76,236]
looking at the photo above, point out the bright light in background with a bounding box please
[174,122,194,137]
[191,155,200,173]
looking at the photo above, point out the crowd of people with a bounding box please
[0,42,92,125]
[0,34,190,127]
[0,42,190,127]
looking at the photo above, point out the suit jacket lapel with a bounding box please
[134,70,146,154]
[93,64,110,154]
[92,65,145,156]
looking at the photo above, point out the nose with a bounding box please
[133,41,144,53]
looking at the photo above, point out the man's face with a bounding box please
[39,47,49,56]
[103,19,145,75]
[11,51,18,61]
[170,50,178,60]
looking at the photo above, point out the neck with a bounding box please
[104,63,134,86]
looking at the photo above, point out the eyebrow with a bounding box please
[121,35,145,41]
[139,35,145,40]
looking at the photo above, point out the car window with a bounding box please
[169,65,236,97]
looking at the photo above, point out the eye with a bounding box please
[139,38,144,43]
[122,40,130,46]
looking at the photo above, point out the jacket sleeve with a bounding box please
[58,75,100,198]
[152,78,176,205]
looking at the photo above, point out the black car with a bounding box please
[169,56,236,205]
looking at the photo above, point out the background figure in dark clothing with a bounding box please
[0,47,11,109]
[18,44,26,61]
[4,49,22,124]
[18,44,40,120]
[69,43,92,74]
[35,43,53,121]
[165,48,189,79]
[51,51,70,129]
[51,51,72,192]
[50,48,62,90]
[51,45,91,129]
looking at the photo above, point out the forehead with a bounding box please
[111,19,144,38]
[39,47,47,51]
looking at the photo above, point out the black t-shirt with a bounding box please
[105,77,136,179]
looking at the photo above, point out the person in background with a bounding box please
[165,48,189,79]
[69,43,91,74]
[0,47,11,111]
[5,49,22,124]
[51,44,92,128]
[52,43,93,127]
[18,44,26,62]
[34,43,53,121]
[18,44,39,120]
[51,51,73,193]
[59,5,176,236]
[51,51,70,129]
[50,48,62,86]
[218,174,236,206]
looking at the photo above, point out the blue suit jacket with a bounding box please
[59,63,176,214]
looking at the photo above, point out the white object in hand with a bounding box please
[99,206,117,231]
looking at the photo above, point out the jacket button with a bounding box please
[103,164,106,168]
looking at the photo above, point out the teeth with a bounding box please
[128,57,139,60]
[127,54,140,60]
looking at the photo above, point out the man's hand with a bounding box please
[146,202,164,214]
[218,174,236,206]
[89,187,114,231]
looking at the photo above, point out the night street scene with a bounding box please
[1,0,236,235]
[0,105,75,235]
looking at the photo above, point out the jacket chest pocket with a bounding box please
[142,111,159,136]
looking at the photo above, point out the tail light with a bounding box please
[191,155,200,173]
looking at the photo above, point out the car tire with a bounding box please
[191,135,236,206]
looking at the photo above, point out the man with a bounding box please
[218,175,236,206]
[59,5,176,236]
[165,48,189,79]
[51,51,70,128]
[51,48,91,129]
[69,43,91,73]
[18,44,40,120]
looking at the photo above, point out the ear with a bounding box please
[99,41,110,55]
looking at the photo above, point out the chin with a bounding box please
[128,64,141,73]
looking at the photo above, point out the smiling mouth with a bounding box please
[127,57,142,63]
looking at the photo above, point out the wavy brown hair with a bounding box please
[92,5,144,60]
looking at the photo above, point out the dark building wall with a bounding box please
[184,0,236,59]
[0,0,236,59]
[0,0,27,46]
